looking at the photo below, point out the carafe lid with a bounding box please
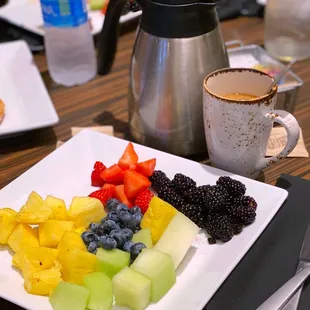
[140,0,219,38]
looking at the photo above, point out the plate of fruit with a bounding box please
[0,129,288,310]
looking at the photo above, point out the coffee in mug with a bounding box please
[203,68,300,179]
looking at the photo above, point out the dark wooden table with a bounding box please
[0,16,310,309]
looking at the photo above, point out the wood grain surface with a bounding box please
[0,16,309,310]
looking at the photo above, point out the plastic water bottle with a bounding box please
[40,0,97,86]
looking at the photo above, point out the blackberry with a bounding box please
[172,173,196,193]
[130,0,141,12]
[121,1,131,15]
[208,237,217,244]
[183,187,207,205]
[231,220,243,234]
[205,213,234,242]
[149,170,172,192]
[204,186,227,212]
[230,205,256,225]
[199,185,212,194]
[157,186,185,210]
[216,176,246,197]
[180,203,206,228]
[234,195,257,210]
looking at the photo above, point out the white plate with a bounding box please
[0,0,142,36]
[0,40,59,137]
[0,129,288,310]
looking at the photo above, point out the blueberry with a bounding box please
[130,242,146,261]
[81,231,96,245]
[133,213,143,227]
[121,228,133,241]
[112,203,129,215]
[103,220,120,234]
[96,223,105,236]
[88,241,98,254]
[123,240,135,252]
[98,235,108,247]
[129,206,142,215]
[89,222,99,232]
[109,229,127,249]
[101,237,117,250]
[119,212,136,231]
[101,217,108,224]
[107,211,119,223]
[106,198,119,212]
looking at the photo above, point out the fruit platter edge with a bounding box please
[0,129,288,310]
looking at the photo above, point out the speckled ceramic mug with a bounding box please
[203,68,300,179]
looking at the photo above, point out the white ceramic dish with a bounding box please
[0,129,288,310]
[0,0,141,36]
[0,40,59,137]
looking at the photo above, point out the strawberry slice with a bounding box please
[94,161,106,172]
[129,163,137,170]
[100,164,124,185]
[91,161,106,186]
[136,158,156,177]
[114,185,133,208]
[102,183,116,191]
[134,189,154,214]
[124,170,151,200]
[118,142,138,170]
[89,188,114,205]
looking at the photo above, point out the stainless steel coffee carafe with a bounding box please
[98,0,229,156]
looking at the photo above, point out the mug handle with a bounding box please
[256,110,300,172]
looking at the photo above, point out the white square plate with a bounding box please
[0,129,288,310]
[0,0,141,36]
[0,40,59,137]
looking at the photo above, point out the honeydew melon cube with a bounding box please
[49,282,90,310]
[96,248,130,279]
[113,266,151,310]
[132,228,153,248]
[83,272,113,310]
[154,212,199,269]
[131,248,176,302]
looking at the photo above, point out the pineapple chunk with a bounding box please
[0,208,17,244]
[17,191,52,224]
[141,196,177,243]
[12,246,58,273]
[39,220,75,248]
[12,252,23,269]
[24,261,62,296]
[74,226,86,235]
[45,195,69,221]
[7,224,39,252]
[57,231,86,261]
[61,248,96,285]
[68,197,106,228]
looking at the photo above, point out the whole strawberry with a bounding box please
[134,189,154,214]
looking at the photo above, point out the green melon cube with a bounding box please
[132,228,153,248]
[83,272,113,310]
[49,282,90,310]
[131,248,176,302]
[154,212,200,268]
[96,248,130,279]
[113,266,151,310]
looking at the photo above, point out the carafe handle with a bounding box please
[98,0,128,75]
